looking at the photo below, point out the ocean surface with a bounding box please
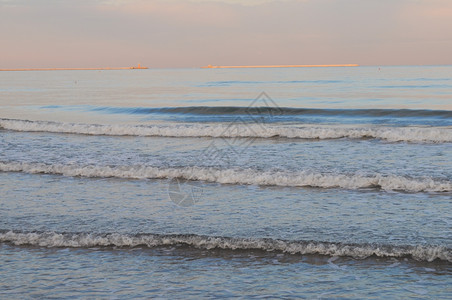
[0,66,451,298]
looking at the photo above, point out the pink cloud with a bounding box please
[97,0,239,27]
[1,0,451,68]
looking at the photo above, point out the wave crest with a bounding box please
[1,118,452,143]
[1,161,451,192]
[72,105,452,118]
[1,231,450,262]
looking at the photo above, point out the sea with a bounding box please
[0,66,451,299]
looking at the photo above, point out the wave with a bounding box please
[157,106,452,118]
[88,106,452,118]
[1,162,451,193]
[39,105,452,118]
[198,79,345,87]
[1,119,451,143]
[1,231,450,262]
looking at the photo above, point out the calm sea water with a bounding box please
[1,66,451,298]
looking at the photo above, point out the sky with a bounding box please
[1,0,452,68]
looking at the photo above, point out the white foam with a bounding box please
[1,231,450,262]
[1,119,451,143]
[1,161,451,192]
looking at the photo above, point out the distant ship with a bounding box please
[130,64,148,69]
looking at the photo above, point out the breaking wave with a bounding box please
[1,231,450,262]
[1,161,451,193]
[84,106,452,118]
[1,118,452,143]
[154,106,452,118]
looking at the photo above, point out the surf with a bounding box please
[1,161,451,193]
[1,118,452,143]
[1,230,450,262]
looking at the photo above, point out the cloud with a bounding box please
[97,0,239,27]
[1,0,451,67]
[101,0,304,7]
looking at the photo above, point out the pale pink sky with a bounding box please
[1,0,452,68]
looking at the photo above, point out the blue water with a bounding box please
[0,66,451,298]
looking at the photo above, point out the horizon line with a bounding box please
[0,65,148,71]
[3,64,452,71]
[201,64,360,69]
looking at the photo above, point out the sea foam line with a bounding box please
[0,231,450,262]
[1,118,451,143]
[1,162,451,193]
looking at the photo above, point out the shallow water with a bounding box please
[1,66,451,298]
